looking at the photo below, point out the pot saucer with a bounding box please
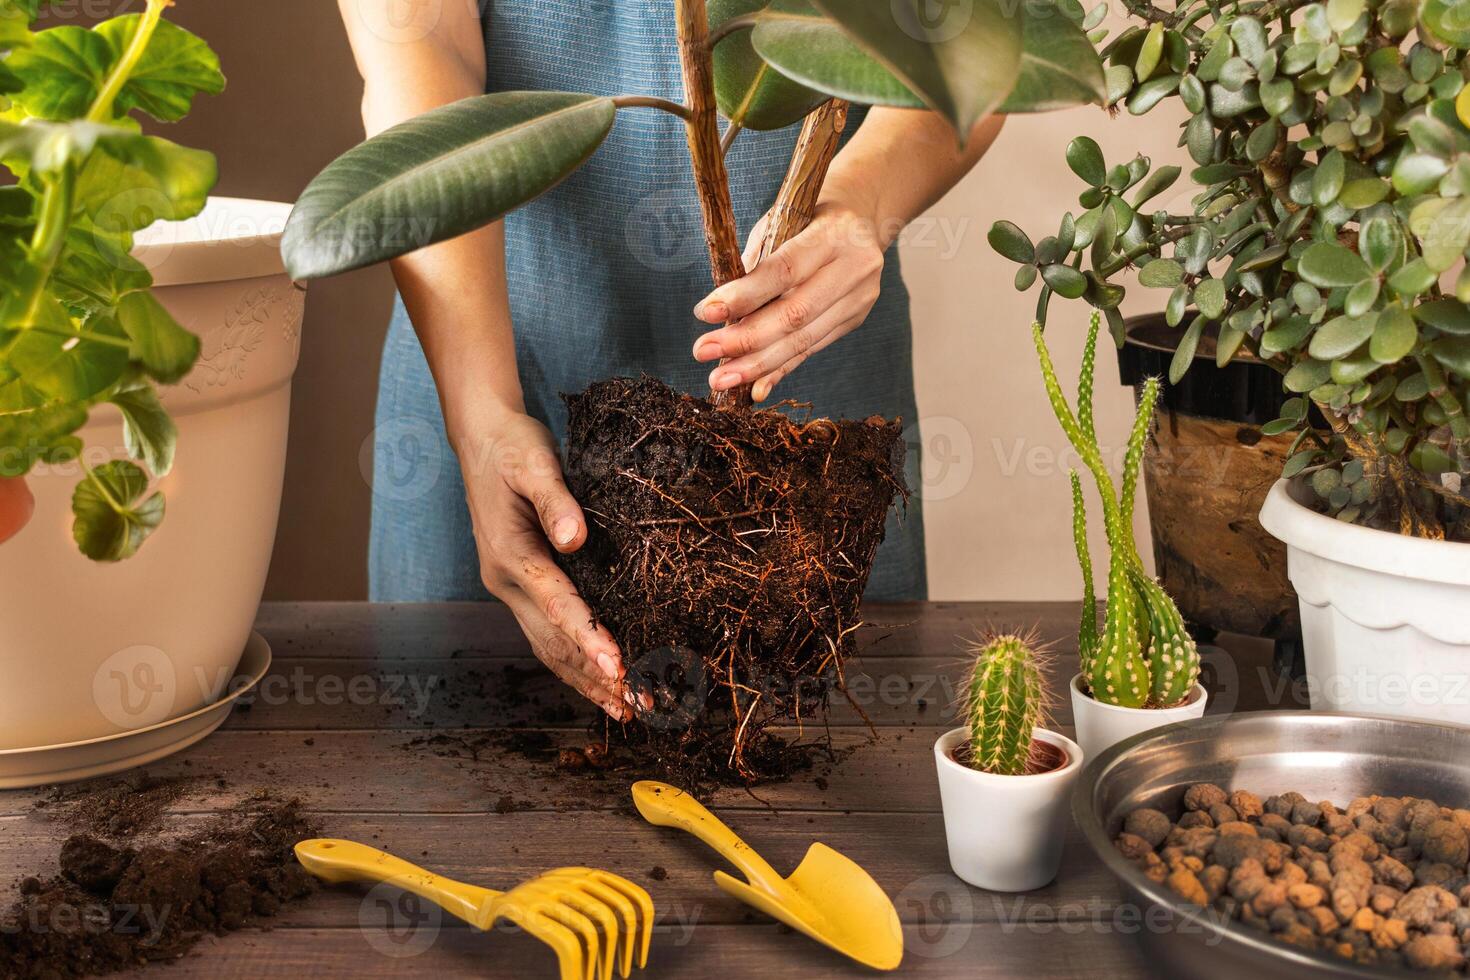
[0,632,271,789]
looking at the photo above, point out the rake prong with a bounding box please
[544,882,619,980]
[522,886,600,980]
[588,870,655,969]
[499,902,584,980]
[564,875,638,978]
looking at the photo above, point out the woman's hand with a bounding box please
[0,476,33,545]
[692,196,886,403]
[454,409,631,721]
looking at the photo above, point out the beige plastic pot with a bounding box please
[0,198,303,750]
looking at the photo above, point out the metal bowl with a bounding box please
[1073,710,1470,979]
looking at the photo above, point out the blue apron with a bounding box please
[368,1,926,601]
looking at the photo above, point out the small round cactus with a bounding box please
[964,633,1046,776]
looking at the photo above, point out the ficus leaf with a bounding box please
[710,0,827,130]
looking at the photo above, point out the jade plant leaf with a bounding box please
[283,91,617,280]
[768,0,1025,135]
[998,1,1106,113]
[711,0,827,130]
[1296,241,1370,287]
[71,459,164,562]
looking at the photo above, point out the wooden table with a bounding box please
[1,602,1298,977]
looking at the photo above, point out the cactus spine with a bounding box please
[965,633,1044,776]
[1034,314,1200,709]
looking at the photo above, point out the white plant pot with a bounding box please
[933,726,1083,892]
[0,198,304,750]
[1260,478,1470,725]
[1069,673,1208,760]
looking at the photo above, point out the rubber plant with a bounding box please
[282,0,1105,777]
[0,0,223,559]
[990,0,1470,541]
[1037,312,1200,708]
[964,632,1047,774]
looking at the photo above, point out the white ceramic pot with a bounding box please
[933,726,1083,892]
[1260,478,1470,725]
[0,198,304,749]
[1069,673,1208,760]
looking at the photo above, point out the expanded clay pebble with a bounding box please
[1114,785,1470,973]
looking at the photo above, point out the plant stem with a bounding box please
[707,12,760,49]
[610,95,692,120]
[711,99,848,408]
[1417,354,1470,470]
[674,0,745,296]
[87,0,169,123]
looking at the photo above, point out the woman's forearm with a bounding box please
[823,107,1007,249]
[337,0,524,447]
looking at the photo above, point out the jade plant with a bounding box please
[1038,313,1201,708]
[964,632,1046,775]
[990,0,1470,541]
[0,0,223,559]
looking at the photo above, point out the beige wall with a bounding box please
[133,3,1191,601]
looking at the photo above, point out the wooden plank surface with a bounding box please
[0,601,1290,978]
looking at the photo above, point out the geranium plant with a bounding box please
[0,0,222,559]
[990,0,1470,540]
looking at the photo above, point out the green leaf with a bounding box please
[1430,336,1470,375]
[1134,23,1163,80]
[1284,357,1332,392]
[1194,277,1226,318]
[1311,149,1345,207]
[9,18,223,122]
[997,0,1106,112]
[1169,316,1205,383]
[1387,258,1437,298]
[1392,153,1450,196]
[1066,135,1105,186]
[9,320,128,400]
[1370,306,1418,363]
[1309,313,1376,359]
[778,0,1024,135]
[94,16,224,121]
[1130,165,1179,208]
[115,290,198,383]
[1343,277,1380,317]
[1422,0,1470,46]
[283,92,617,279]
[76,131,217,230]
[1414,299,1470,335]
[111,383,176,476]
[1411,440,1458,474]
[1359,216,1402,273]
[988,220,1034,264]
[1338,178,1388,210]
[710,0,827,130]
[1041,263,1087,298]
[71,459,164,562]
[1297,241,1370,288]
[1138,257,1184,287]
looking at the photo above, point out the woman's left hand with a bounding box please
[692,197,886,403]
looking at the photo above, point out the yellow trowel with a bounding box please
[631,780,902,970]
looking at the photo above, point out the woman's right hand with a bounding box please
[0,476,33,545]
[455,409,632,721]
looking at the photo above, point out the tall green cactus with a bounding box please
[1034,314,1201,709]
[964,633,1044,776]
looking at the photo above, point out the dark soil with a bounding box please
[2,785,319,978]
[1118,783,1470,973]
[557,376,905,781]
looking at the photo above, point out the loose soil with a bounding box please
[557,377,905,781]
[1117,782,1470,973]
[3,778,319,978]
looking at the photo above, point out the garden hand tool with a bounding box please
[631,781,902,970]
[294,839,653,980]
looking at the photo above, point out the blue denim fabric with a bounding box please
[368,1,926,601]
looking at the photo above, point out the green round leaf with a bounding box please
[988,220,1035,264]
[1296,241,1371,288]
[1308,313,1376,359]
[1066,136,1106,186]
[1370,306,1418,363]
[1138,257,1185,288]
[71,460,165,562]
[1194,277,1227,318]
[1041,263,1088,298]
[1414,299,1470,335]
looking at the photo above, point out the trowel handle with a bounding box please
[631,781,788,896]
[294,838,498,928]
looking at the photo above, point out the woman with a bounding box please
[343,0,1003,721]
